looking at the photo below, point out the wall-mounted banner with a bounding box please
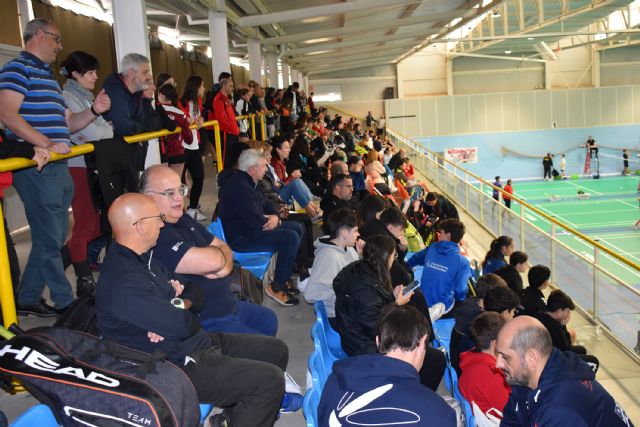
[445,147,478,164]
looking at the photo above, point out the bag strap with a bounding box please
[82,339,167,378]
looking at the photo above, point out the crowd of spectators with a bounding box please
[0,17,633,427]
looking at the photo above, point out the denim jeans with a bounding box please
[200,300,278,336]
[229,221,303,292]
[277,178,313,208]
[13,162,74,308]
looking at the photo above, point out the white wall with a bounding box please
[309,64,395,119]
[385,85,640,137]
[397,45,447,98]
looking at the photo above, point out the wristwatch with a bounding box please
[171,298,185,309]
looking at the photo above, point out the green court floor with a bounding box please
[490,176,640,286]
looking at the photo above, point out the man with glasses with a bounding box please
[97,192,292,426]
[320,173,357,235]
[140,165,278,336]
[0,18,111,316]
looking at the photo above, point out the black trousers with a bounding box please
[543,166,552,179]
[287,212,314,267]
[94,139,140,210]
[223,133,240,169]
[183,149,204,209]
[183,332,288,427]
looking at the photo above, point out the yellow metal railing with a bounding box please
[0,111,270,327]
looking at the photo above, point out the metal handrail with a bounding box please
[0,111,269,327]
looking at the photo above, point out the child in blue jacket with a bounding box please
[407,218,471,317]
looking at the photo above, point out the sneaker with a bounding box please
[428,303,446,322]
[280,392,304,413]
[209,412,230,427]
[265,285,299,306]
[284,371,302,394]
[284,280,300,296]
[76,276,96,298]
[186,207,206,221]
[16,301,57,318]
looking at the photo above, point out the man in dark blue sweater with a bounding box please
[140,164,278,336]
[96,193,289,427]
[497,316,633,427]
[218,149,303,307]
[318,305,456,426]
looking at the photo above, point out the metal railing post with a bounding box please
[479,182,485,223]
[465,174,469,211]
[0,202,16,327]
[520,204,526,251]
[251,114,257,140]
[213,122,223,172]
[551,222,556,283]
[593,247,599,318]
[260,112,266,141]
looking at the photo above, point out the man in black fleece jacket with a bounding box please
[96,193,288,427]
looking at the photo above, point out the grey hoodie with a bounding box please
[303,237,359,317]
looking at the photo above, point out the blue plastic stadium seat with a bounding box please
[433,318,456,355]
[199,404,213,425]
[302,383,321,427]
[310,322,341,387]
[10,405,59,427]
[454,383,475,427]
[207,219,272,280]
[307,349,326,391]
[313,302,347,360]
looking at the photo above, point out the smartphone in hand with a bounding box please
[402,279,420,296]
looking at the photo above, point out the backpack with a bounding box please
[54,290,98,335]
[0,327,200,427]
[228,263,264,304]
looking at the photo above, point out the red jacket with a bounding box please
[503,184,513,201]
[459,350,510,417]
[270,157,295,184]
[161,105,191,158]
[213,92,239,136]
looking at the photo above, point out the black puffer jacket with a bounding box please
[333,261,394,357]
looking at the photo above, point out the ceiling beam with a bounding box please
[432,28,640,43]
[238,0,419,27]
[282,29,431,56]
[289,46,411,66]
[262,8,475,45]
[297,52,405,71]
[307,58,396,75]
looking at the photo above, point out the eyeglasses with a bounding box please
[338,184,354,189]
[43,30,62,45]
[145,184,189,200]
[133,213,166,226]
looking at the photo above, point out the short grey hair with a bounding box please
[510,324,552,359]
[120,53,150,74]
[23,19,53,43]
[238,149,265,172]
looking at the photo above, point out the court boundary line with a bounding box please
[563,179,604,195]
[592,235,640,264]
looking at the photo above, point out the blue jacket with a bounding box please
[407,241,470,310]
[482,256,506,275]
[217,169,279,242]
[318,354,456,426]
[502,348,634,427]
[350,170,366,192]
[102,73,161,138]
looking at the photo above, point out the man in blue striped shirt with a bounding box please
[0,19,111,317]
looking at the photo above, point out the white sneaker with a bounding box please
[284,371,302,394]
[428,303,446,322]
[187,207,206,221]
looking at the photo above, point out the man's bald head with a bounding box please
[499,315,552,359]
[109,193,164,253]
[330,160,348,177]
[139,164,178,193]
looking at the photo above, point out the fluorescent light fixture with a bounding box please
[504,50,512,54]
[528,37,535,40]
[304,37,333,44]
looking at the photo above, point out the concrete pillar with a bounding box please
[446,57,453,96]
[112,0,159,167]
[592,49,600,88]
[112,0,150,61]
[266,54,278,87]
[304,75,309,93]
[544,61,552,90]
[282,61,290,87]
[209,9,231,81]
[247,38,262,82]
[16,0,35,41]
